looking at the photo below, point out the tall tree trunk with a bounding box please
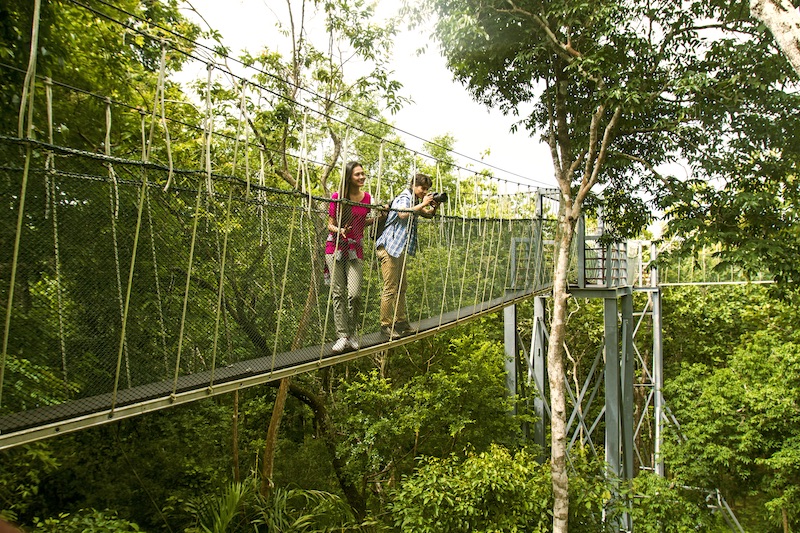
[548,215,577,533]
[261,377,290,496]
[287,381,368,518]
[751,0,800,76]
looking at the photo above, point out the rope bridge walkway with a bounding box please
[0,136,557,449]
[0,0,568,449]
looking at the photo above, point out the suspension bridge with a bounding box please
[0,0,565,451]
[0,2,761,530]
[0,132,560,448]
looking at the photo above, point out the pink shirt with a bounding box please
[325,192,371,259]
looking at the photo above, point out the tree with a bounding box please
[389,445,553,532]
[663,286,800,532]
[751,0,800,76]
[414,0,800,530]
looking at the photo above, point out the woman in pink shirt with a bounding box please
[326,161,373,352]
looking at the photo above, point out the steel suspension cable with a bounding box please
[438,215,459,328]
[456,216,474,319]
[472,207,492,310]
[203,62,214,194]
[414,231,432,328]
[209,85,248,386]
[210,184,234,389]
[359,142,385,337]
[479,214,501,307]
[145,185,170,378]
[321,129,351,355]
[110,167,148,410]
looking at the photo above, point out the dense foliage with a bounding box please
[2,0,800,532]
[664,286,800,531]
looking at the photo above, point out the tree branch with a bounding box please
[751,0,800,77]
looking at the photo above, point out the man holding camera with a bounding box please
[375,173,440,340]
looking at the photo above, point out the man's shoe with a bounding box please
[348,336,360,350]
[380,326,402,340]
[394,322,417,336]
[332,337,350,353]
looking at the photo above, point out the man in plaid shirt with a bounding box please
[375,173,439,339]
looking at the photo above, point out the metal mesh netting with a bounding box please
[0,136,556,442]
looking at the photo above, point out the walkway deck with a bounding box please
[0,287,546,449]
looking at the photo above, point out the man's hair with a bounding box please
[409,173,432,189]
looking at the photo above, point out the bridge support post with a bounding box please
[531,296,548,460]
[651,243,665,477]
[621,291,635,482]
[569,285,634,532]
[604,295,621,476]
[504,303,518,415]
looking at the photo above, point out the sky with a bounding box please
[179,0,556,189]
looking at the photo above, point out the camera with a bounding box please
[431,191,448,203]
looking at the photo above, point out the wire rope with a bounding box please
[28,0,544,191]
[472,197,494,310]
[44,77,55,206]
[481,210,501,306]
[210,184,234,388]
[295,115,327,340]
[145,185,170,378]
[110,166,149,411]
[203,62,215,194]
[456,217,474,319]
[172,180,204,396]
[2,0,42,407]
[105,97,133,390]
[358,148,384,339]
[43,75,69,384]
[139,109,171,377]
[271,205,299,372]
[69,0,549,188]
[414,228,431,328]
[438,215,458,328]
[209,81,247,387]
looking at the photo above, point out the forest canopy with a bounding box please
[1,0,800,532]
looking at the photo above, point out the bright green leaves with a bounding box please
[333,327,520,488]
[664,290,800,529]
[389,445,553,533]
[625,473,714,533]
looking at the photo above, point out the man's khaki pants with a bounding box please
[376,246,408,327]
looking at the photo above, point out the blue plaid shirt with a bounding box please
[376,189,418,257]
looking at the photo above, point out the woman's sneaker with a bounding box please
[332,337,350,353]
[348,337,359,350]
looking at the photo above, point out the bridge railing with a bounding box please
[0,137,557,447]
[576,217,628,289]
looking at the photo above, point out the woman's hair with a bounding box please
[339,161,362,225]
[343,161,362,197]
[409,172,433,189]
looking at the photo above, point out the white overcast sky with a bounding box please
[179,0,555,188]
